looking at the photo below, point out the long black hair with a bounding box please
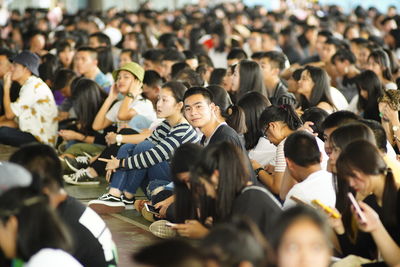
[259,104,303,131]
[355,70,384,122]
[0,187,72,262]
[299,66,336,111]
[337,140,398,237]
[71,78,107,135]
[190,142,249,222]
[172,143,203,223]
[237,59,267,98]
[238,92,271,150]
[368,49,393,81]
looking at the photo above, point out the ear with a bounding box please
[285,157,295,171]
[176,101,184,111]
[211,169,220,188]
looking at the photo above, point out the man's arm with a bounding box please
[3,72,15,120]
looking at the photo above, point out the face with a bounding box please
[321,43,336,63]
[328,142,341,174]
[119,52,133,68]
[261,34,276,52]
[142,84,159,102]
[123,35,138,50]
[334,59,348,76]
[11,63,28,82]
[156,87,180,119]
[264,121,286,146]
[30,34,45,52]
[347,170,372,195]
[223,68,234,92]
[0,55,11,78]
[0,217,17,259]
[260,57,277,81]
[116,70,136,94]
[88,37,101,48]
[277,219,331,267]
[186,58,198,70]
[161,60,175,79]
[248,32,262,52]
[58,47,75,68]
[366,58,382,78]
[322,127,336,156]
[184,94,215,129]
[231,65,240,92]
[74,51,97,76]
[315,35,327,56]
[297,70,314,99]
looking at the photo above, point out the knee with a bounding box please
[117,144,135,158]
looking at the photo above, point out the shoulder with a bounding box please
[25,249,83,267]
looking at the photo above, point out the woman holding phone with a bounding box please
[336,140,400,261]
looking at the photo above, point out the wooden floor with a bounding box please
[1,144,159,267]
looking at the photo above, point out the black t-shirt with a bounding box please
[57,196,117,267]
[231,186,282,239]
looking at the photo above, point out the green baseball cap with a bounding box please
[112,62,145,82]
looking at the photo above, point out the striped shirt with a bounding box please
[125,120,199,169]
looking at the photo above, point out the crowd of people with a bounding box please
[0,1,400,266]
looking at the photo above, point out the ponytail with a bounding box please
[381,168,398,228]
[225,105,247,135]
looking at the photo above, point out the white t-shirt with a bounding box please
[284,169,336,209]
[105,95,156,131]
[329,86,349,111]
[10,76,58,146]
[25,248,83,267]
[248,137,277,167]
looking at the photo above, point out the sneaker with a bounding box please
[149,220,177,239]
[120,195,135,205]
[82,152,94,159]
[63,169,100,185]
[64,156,90,172]
[88,193,126,214]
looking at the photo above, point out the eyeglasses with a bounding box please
[263,123,270,137]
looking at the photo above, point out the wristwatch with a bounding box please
[126,92,135,99]
[116,134,123,146]
[254,167,264,176]
[393,125,400,132]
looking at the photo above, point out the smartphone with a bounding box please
[311,199,341,219]
[165,222,177,227]
[144,203,160,215]
[290,195,309,206]
[347,192,367,223]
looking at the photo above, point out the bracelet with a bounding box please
[254,167,264,176]
[394,135,400,142]
[126,92,135,99]
[116,134,122,146]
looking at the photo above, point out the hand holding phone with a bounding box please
[347,192,367,223]
[144,203,160,215]
[311,199,341,219]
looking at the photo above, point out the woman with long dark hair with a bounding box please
[252,104,303,195]
[297,65,336,113]
[0,187,82,266]
[236,92,276,167]
[336,140,400,261]
[173,142,282,239]
[231,59,267,100]
[348,70,384,122]
[367,49,397,90]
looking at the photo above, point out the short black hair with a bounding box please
[284,131,321,167]
[0,48,15,60]
[56,41,73,54]
[183,50,196,60]
[360,119,387,152]
[321,111,360,131]
[174,69,204,87]
[301,107,329,141]
[171,62,190,79]
[261,51,287,70]
[76,46,98,57]
[121,48,140,63]
[89,32,111,47]
[325,36,344,50]
[183,86,213,103]
[251,51,264,60]
[331,48,356,64]
[227,48,248,61]
[163,48,186,62]
[53,68,78,91]
[142,49,164,64]
[143,70,163,87]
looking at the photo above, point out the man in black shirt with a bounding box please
[183,87,257,183]
[260,51,296,106]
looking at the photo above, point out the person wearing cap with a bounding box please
[0,50,58,147]
[63,62,156,185]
